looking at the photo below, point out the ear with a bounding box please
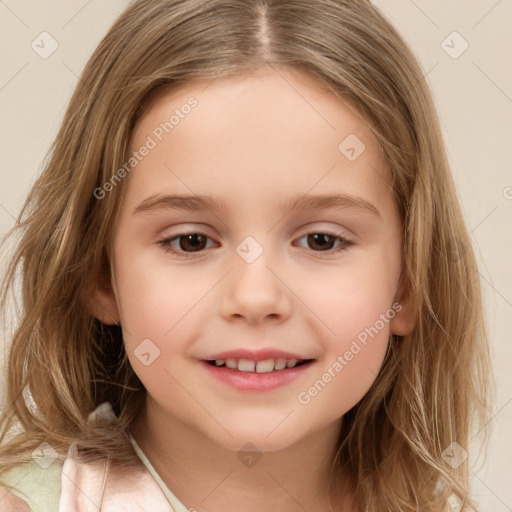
[87,271,121,326]
[389,271,417,336]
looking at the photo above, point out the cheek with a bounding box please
[296,338,389,425]
[308,248,401,341]
[114,252,207,402]
[295,250,399,413]
[114,244,211,337]
[297,275,395,418]
[112,244,211,384]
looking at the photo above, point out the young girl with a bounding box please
[0,1,492,511]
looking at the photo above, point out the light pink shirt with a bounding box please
[58,403,190,511]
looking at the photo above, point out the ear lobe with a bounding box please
[87,279,121,326]
[389,273,417,337]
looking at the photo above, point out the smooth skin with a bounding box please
[91,65,416,512]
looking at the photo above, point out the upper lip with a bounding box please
[202,348,314,362]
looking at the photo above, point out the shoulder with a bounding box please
[0,455,63,512]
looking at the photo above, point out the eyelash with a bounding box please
[156,230,353,258]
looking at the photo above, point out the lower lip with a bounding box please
[200,360,315,392]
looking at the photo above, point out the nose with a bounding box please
[219,249,292,325]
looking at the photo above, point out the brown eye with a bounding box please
[176,233,208,252]
[306,233,337,251]
[295,232,352,255]
[157,232,216,256]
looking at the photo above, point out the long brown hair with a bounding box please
[0,1,492,510]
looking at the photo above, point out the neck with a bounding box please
[129,397,359,512]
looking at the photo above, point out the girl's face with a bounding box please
[93,66,415,452]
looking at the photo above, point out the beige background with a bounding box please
[1,1,511,510]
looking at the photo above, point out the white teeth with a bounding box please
[274,358,287,370]
[255,359,275,373]
[238,359,256,372]
[209,357,309,372]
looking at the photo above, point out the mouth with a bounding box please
[200,356,316,392]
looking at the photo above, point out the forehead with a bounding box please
[123,67,393,217]
[131,66,380,155]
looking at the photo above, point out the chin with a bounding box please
[205,426,304,454]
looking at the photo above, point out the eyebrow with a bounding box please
[133,193,382,219]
